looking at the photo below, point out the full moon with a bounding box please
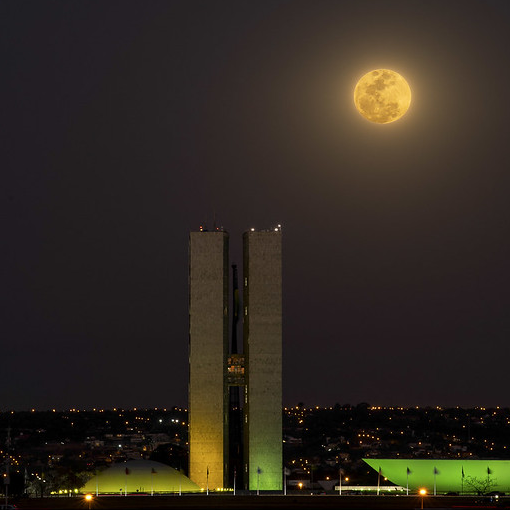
[354,69,411,124]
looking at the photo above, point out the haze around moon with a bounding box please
[354,69,411,124]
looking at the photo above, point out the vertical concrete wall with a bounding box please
[188,231,229,490]
[243,230,282,491]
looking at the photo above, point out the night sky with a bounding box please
[3,1,510,410]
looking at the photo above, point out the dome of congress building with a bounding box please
[81,460,200,494]
[364,459,510,494]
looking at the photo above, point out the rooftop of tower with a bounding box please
[195,224,282,233]
[248,224,282,233]
[197,224,225,232]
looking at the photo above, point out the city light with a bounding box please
[419,488,427,510]
[84,494,93,509]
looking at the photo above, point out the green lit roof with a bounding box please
[364,458,510,494]
[81,460,200,494]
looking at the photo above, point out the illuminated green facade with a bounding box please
[364,459,510,494]
[243,230,282,491]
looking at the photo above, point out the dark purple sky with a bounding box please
[3,1,510,410]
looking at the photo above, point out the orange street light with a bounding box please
[419,488,427,509]
[84,494,93,509]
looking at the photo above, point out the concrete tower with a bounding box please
[188,226,282,492]
[188,230,229,490]
[243,229,282,491]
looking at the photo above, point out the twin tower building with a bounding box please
[188,226,282,491]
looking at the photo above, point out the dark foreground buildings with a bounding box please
[188,226,282,491]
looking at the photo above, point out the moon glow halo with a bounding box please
[354,69,411,124]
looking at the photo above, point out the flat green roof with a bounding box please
[364,459,510,494]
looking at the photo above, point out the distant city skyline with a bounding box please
[3,0,510,410]
[4,404,510,497]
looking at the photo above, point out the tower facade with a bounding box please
[188,226,282,492]
[188,231,229,490]
[243,230,282,491]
